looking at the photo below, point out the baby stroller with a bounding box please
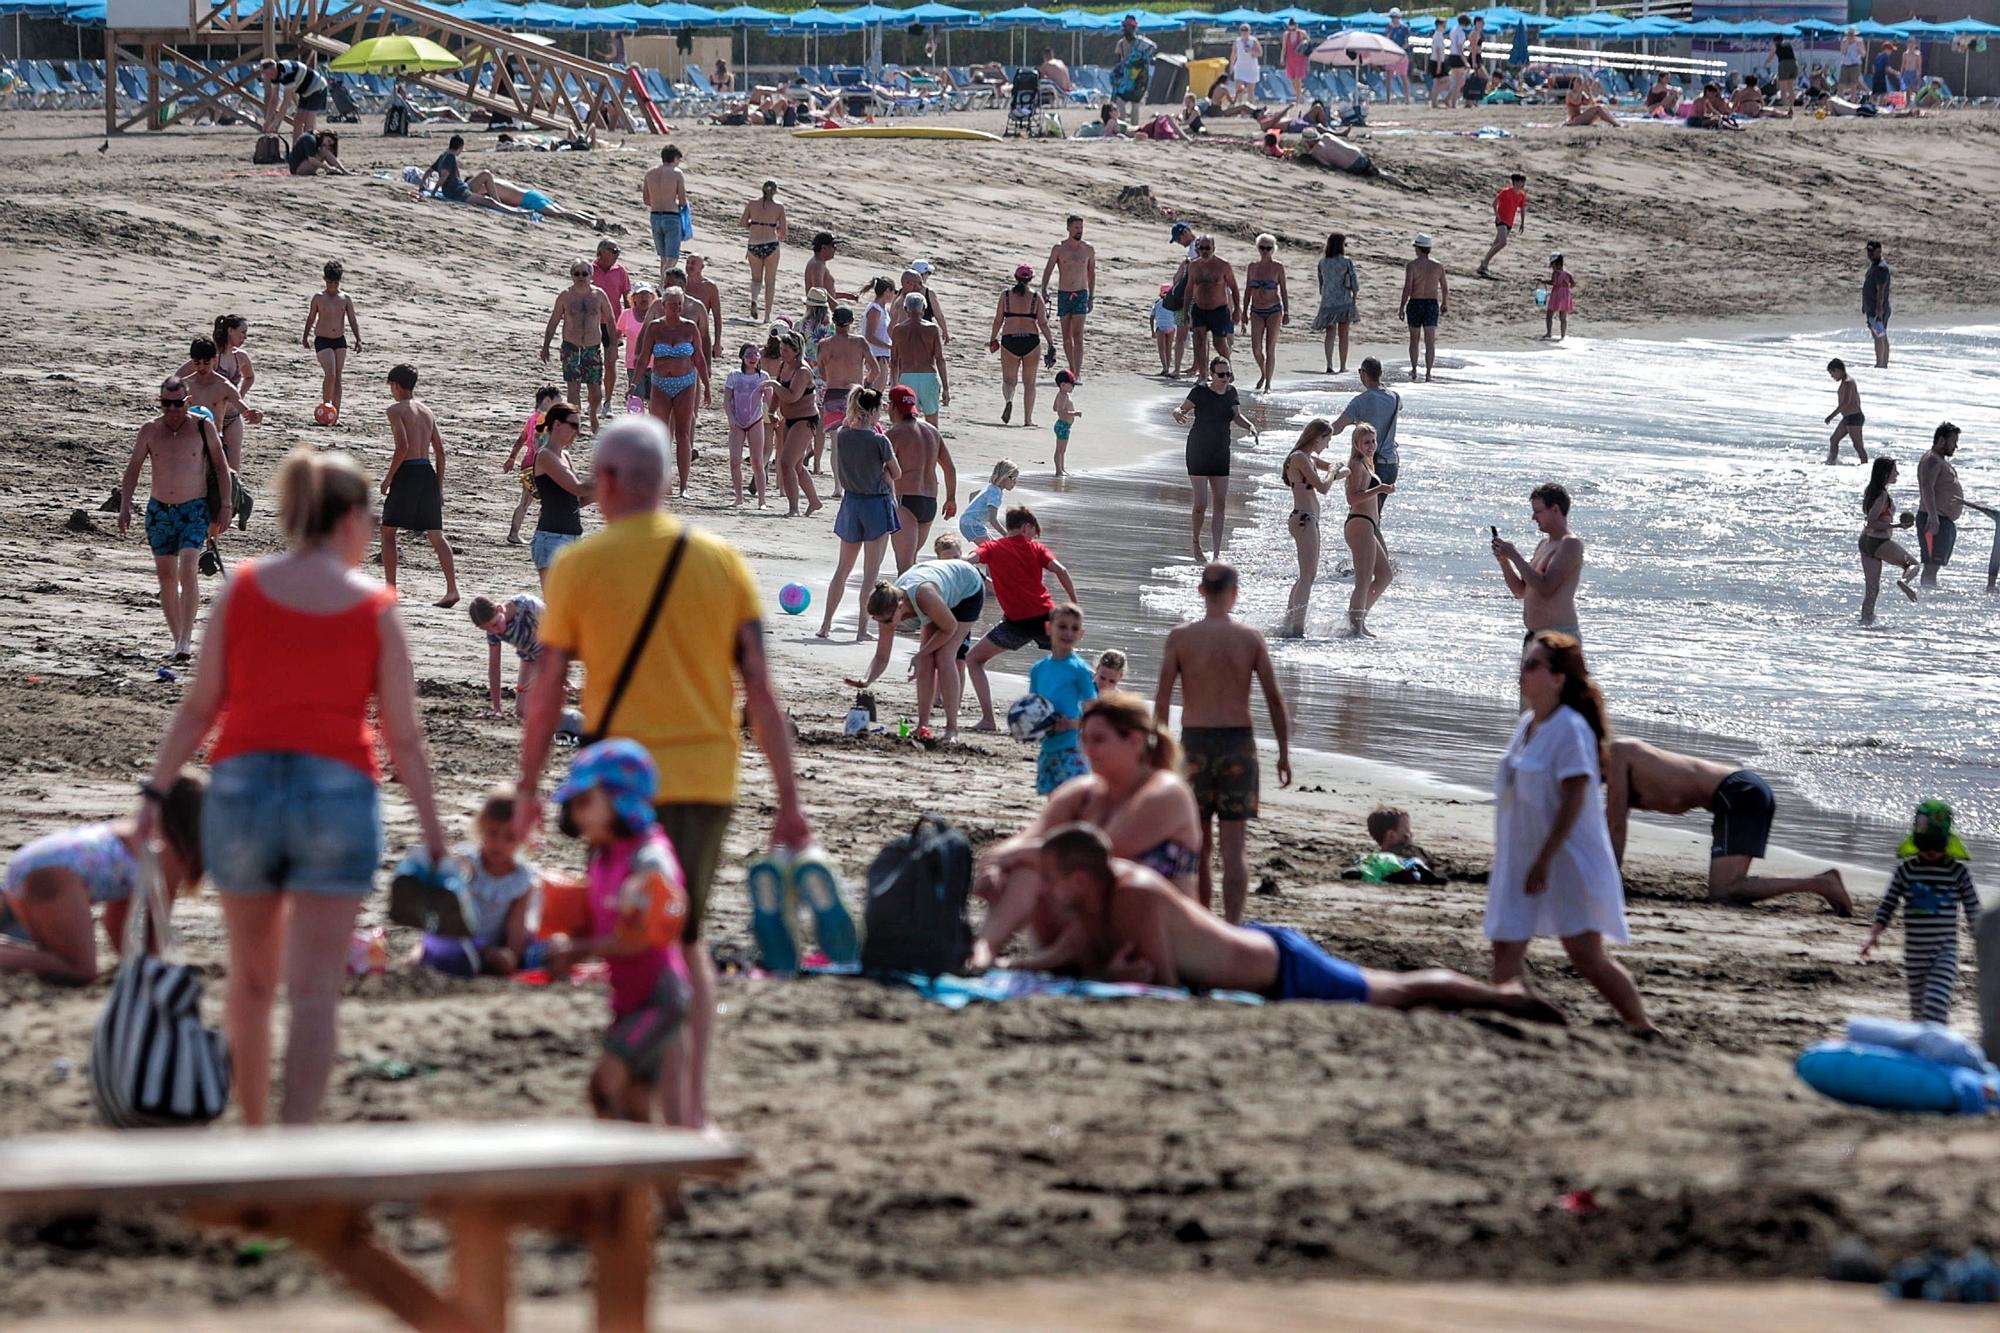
[1003,67,1044,137]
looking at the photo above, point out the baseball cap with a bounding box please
[1014,262,1034,279]
[1388,5,1401,14]
[552,739,658,833]
[911,258,934,275]
[1170,221,1192,239]
[887,383,919,412]
[1413,232,1434,249]
[1548,250,1562,263]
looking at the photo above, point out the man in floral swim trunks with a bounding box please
[119,377,231,661]
[1152,562,1292,925]
[541,258,617,432]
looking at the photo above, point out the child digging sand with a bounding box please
[468,592,543,718]
[415,789,538,978]
[1028,603,1096,795]
[543,740,692,1126]
[1861,799,1981,1024]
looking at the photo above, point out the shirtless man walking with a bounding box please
[1153,562,1293,924]
[120,378,231,659]
[1397,233,1447,382]
[641,145,690,288]
[890,293,950,427]
[683,253,724,396]
[1915,422,1964,589]
[1604,739,1851,913]
[817,305,880,490]
[1185,235,1241,371]
[1491,482,1583,645]
[886,383,956,571]
[540,259,617,432]
[1040,215,1098,382]
[805,232,858,305]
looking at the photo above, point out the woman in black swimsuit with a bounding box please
[1857,455,1919,625]
[1280,419,1341,639]
[738,180,786,321]
[987,263,1057,428]
[769,329,822,518]
[1173,358,1258,561]
[1341,423,1396,638]
[969,693,1204,971]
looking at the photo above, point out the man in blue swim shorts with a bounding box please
[1019,825,1567,1022]
[890,292,950,425]
[1040,213,1098,380]
[119,376,231,661]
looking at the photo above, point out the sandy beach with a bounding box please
[3,101,1999,1322]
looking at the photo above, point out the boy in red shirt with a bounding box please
[965,504,1080,732]
[1478,172,1528,278]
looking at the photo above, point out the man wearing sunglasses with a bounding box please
[541,259,618,434]
[118,378,230,661]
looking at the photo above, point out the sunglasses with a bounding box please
[548,414,577,427]
[570,270,590,278]
[1213,370,1233,379]
[1257,244,1273,251]
[159,398,187,408]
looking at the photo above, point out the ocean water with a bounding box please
[1113,325,2000,858]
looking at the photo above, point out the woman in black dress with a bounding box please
[1172,357,1258,561]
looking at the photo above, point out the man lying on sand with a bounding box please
[1013,825,1565,1023]
[466,170,605,231]
[1603,738,1851,913]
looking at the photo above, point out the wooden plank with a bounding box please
[588,1186,653,1333]
[446,1201,514,1332]
[0,1122,748,1215]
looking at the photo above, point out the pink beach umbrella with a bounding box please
[1309,29,1403,111]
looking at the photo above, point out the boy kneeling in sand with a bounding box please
[1021,824,1562,1022]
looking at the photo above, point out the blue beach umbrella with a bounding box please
[1851,18,1910,37]
[1507,19,1526,64]
[1211,7,1286,26]
[987,3,1058,25]
[1938,17,2000,34]
[786,5,865,26]
[1340,9,1391,31]
[714,3,784,19]
[901,1,981,24]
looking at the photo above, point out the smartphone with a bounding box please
[1490,525,1499,542]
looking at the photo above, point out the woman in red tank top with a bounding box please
[138,448,447,1127]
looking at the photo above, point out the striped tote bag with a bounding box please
[89,850,230,1128]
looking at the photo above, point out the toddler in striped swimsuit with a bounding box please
[1861,799,1981,1025]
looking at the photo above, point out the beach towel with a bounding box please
[884,968,1263,1010]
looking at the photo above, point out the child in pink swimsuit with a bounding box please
[544,740,691,1125]
[723,342,773,509]
[1544,252,1576,341]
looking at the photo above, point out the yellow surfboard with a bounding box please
[791,126,1003,142]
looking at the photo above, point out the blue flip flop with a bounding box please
[745,853,799,974]
[789,846,859,967]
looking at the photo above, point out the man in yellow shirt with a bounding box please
[516,416,812,1131]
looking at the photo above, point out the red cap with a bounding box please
[888,384,919,412]
[1013,262,1034,279]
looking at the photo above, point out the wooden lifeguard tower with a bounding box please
[102,0,661,136]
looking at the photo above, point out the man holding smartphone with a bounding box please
[1491,482,1584,646]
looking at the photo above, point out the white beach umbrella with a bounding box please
[1308,30,1404,66]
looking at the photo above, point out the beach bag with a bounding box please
[1163,263,1189,313]
[90,850,231,1128]
[860,814,972,977]
[253,133,287,165]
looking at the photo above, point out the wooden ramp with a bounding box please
[106,0,656,136]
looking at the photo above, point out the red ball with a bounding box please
[313,402,339,426]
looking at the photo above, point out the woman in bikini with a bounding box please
[1279,419,1343,639]
[987,263,1057,428]
[1243,233,1289,392]
[769,329,822,517]
[1341,423,1395,638]
[637,286,707,496]
[970,693,1204,971]
[739,180,786,321]
[1858,456,1920,626]
[1564,78,1620,128]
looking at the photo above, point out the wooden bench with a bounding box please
[0,1121,750,1333]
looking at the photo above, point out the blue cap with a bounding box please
[552,739,658,832]
[1170,221,1192,238]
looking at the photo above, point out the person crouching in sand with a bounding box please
[1015,824,1565,1024]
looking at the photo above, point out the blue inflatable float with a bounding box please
[1796,1042,2000,1116]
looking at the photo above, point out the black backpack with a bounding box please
[861,814,972,977]
[252,133,287,165]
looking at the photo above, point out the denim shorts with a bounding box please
[532,528,581,571]
[204,752,383,896]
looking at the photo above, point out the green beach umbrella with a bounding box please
[331,34,464,74]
